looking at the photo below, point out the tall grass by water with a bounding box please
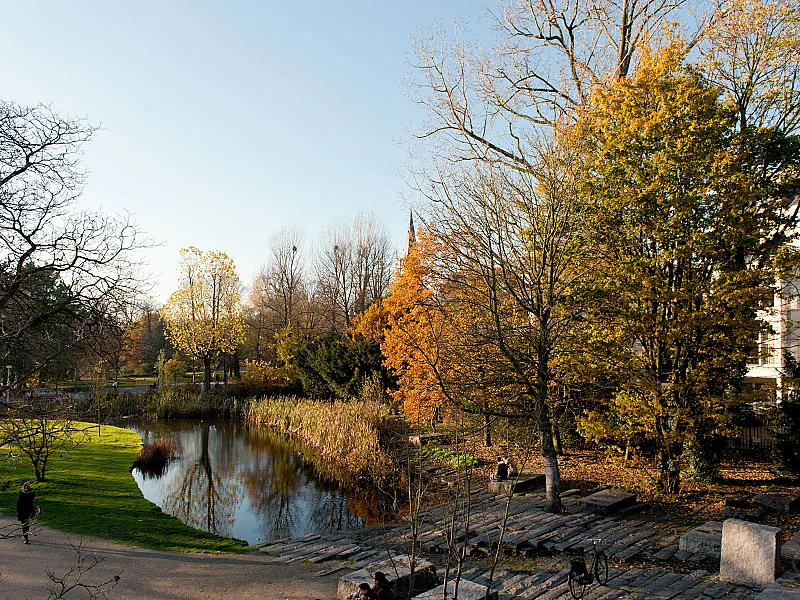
[245,396,395,485]
[140,387,241,420]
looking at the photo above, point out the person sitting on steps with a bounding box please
[504,455,518,477]
[494,457,509,481]
[346,583,376,599]
[372,571,394,600]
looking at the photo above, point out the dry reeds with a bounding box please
[245,396,394,484]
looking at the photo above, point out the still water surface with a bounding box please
[126,420,384,545]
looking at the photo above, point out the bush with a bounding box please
[134,437,176,479]
[135,438,176,465]
[418,442,479,472]
[294,333,392,399]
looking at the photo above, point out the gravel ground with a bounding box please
[0,516,342,600]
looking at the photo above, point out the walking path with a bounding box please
[0,516,341,600]
[260,486,784,599]
[4,484,795,599]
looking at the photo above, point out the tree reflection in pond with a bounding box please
[128,420,384,544]
[163,423,242,538]
[242,429,369,539]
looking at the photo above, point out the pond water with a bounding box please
[125,420,388,545]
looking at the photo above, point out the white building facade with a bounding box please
[745,278,800,394]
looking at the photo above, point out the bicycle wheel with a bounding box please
[594,551,609,585]
[569,568,586,599]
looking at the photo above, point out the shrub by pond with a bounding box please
[134,437,176,478]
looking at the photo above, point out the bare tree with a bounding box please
[0,99,151,391]
[700,0,800,135]
[46,540,122,600]
[246,225,325,363]
[0,400,86,481]
[0,534,121,600]
[314,213,393,331]
[254,226,306,330]
[408,0,712,172]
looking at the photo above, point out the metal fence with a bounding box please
[737,414,775,451]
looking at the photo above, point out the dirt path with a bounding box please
[0,516,341,600]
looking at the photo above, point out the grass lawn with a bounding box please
[0,423,249,553]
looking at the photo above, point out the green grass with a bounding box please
[0,423,249,553]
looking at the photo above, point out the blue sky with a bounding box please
[3,1,489,302]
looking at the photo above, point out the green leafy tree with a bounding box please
[161,247,246,396]
[274,324,300,382]
[295,333,390,399]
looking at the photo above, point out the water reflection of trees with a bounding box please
[162,423,242,538]
[128,420,394,542]
[242,428,372,540]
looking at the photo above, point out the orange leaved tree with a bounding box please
[381,233,448,429]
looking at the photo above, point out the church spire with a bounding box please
[406,210,416,256]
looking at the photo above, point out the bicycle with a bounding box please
[568,538,608,599]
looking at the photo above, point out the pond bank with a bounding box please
[127,419,392,544]
[0,424,248,553]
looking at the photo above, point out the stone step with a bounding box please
[339,555,438,600]
[679,521,722,559]
[754,571,800,600]
[580,489,638,516]
[753,492,800,515]
[413,578,498,600]
[488,472,546,496]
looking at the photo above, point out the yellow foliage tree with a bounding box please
[163,355,187,386]
[161,247,246,395]
[349,299,389,344]
[577,42,799,491]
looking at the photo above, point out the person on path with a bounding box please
[16,481,36,544]
[372,571,394,600]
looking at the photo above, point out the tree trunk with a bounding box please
[657,447,681,494]
[201,357,211,396]
[552,423,563,456]
[536,338,561,512]
[540,418,562,513]
[232,350,241,379]
[484,412,492,447]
